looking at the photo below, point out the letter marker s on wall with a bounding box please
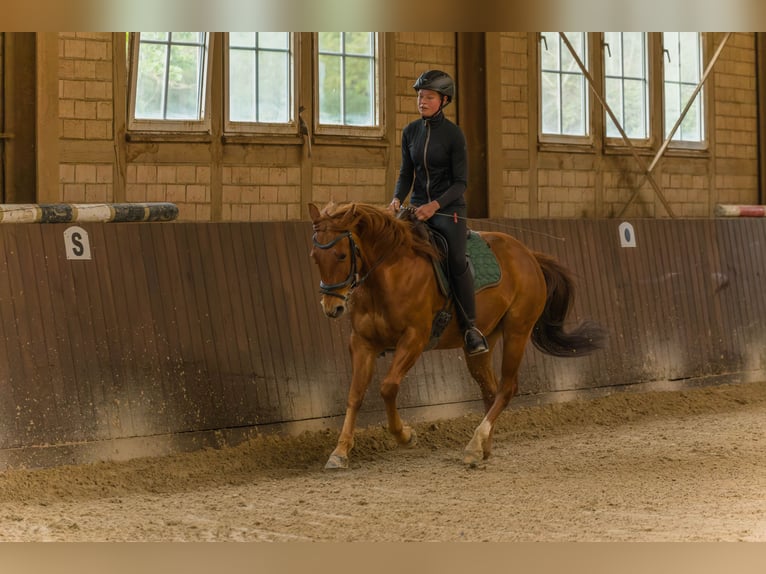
[64,226,92,260]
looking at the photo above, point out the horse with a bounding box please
[308,201,606,469]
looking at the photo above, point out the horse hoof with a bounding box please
[403,428,418,448]
[324,454,349,470]
[463,448,483,468]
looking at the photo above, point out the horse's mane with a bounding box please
[318,202,438,262]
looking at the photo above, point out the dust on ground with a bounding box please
[0,381,764,541]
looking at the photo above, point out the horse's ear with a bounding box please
[308,203,321,222]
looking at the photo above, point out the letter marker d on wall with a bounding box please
[618,222,637,248]
[64,226,92,260]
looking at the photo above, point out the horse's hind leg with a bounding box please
[463,322,530,466]
[467,329,502,407]
[465,330,501,451]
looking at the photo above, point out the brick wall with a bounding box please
[58,32,115,204]
[123,164,211,221]
[58,32,113,141]
[222,165,302,221]
[311,166,387,207]
[394,32,457,140]
[714,33,758,162]
[59,163,113,203]
[499,32,531,217]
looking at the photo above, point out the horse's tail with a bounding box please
[530,252,607,357]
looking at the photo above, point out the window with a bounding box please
[225,32,295,134]
[538,32,707,151]
[316,32,381,136]
[604,32,649,140]
[126,32,386,139]
[663,32,704,142]
[128,32,211,131]
[540,32,589,138]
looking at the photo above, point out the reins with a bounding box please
[400,206,566,242]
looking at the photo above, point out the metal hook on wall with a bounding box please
[299,105,312,158]
[539,33,548,51]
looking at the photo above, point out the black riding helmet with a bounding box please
[413,69,454,107]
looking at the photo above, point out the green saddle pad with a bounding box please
[467,230,502,291]
[433,230,502,296]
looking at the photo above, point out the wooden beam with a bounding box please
[485,33,503,218]
[457,32,488,218]
[758,33,766,204]
[209,33,223,221]
[113,33,128,203]
[36,33,59,203]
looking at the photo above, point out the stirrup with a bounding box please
[464,327,489,356]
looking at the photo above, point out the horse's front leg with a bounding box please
[380,329,426,448]
[325,334,376,470]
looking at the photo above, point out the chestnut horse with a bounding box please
[308,201,606,468]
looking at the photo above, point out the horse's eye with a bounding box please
[336,252,347,261]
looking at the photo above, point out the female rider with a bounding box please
[387,69,489,356]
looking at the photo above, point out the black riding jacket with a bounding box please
[394,110,468,211]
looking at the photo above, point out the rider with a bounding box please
[387,69,489,356]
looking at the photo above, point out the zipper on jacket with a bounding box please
[423,119,432,202]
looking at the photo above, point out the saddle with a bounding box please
[398,207,502,294]
[398,209,502,350]
[428,228,502,298]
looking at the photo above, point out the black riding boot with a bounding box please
[452,263,489,355]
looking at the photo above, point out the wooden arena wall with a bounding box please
[0,218,764,467]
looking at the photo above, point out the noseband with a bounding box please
[312,231,360,301]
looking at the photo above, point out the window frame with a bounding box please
[602,31,653,148]
[662,32,707,150]
[312,32,385,139]
[538,31,593,147]
[223,32,299,136]
[127,32,214,134]
[537,32,710,157]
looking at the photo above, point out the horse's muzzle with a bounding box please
[321,296,346,318]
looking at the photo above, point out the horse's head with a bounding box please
[308,202,361,318]
[308,201,437,318]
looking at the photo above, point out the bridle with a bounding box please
[312,230,359,301]
[311,227,386,301]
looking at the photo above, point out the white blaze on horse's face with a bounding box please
[310,228,356,319]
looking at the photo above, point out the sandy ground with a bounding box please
[0,380,764,542]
